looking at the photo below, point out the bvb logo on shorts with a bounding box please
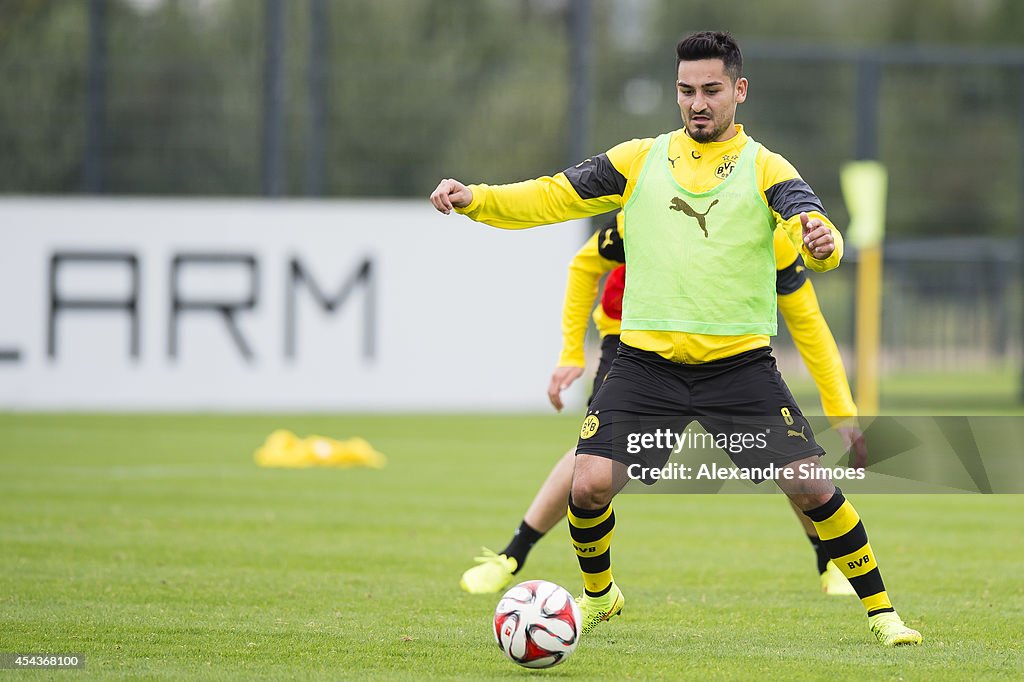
[580,414,600,439]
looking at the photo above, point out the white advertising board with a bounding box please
[0,198,587,411]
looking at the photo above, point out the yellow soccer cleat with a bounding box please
[820,561,857,596]
[459,548,517,594]
[868,611,923,647]
[576,583,624,636]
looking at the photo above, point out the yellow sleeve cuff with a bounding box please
[454,184,484,218]
[557,350,587,368]
[802,222,845,272]
[802,245,841,272]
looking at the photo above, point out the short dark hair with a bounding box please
[676,31,743,82]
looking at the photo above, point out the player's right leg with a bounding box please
[566,342,685,635]
[569,452,626,635]
[460,448,575,594]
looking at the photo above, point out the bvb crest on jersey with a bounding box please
[715,154,739,180]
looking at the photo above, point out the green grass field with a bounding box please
[788,368,1024,415]
[2,409,1023,680]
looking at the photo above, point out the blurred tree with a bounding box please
[324,0,569,195]
[0,0,1022,241]
[102,0,263,194]
[0,0,89,192]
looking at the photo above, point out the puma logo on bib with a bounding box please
[669,197,719,238]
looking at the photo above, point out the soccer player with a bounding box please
[431,31,921,647]
[460,219,865,597]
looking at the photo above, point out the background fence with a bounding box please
[2,0,1023,403]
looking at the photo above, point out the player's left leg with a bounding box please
[695,348,920,647]
[787,497,856,596]
[779,459,922,647]
[460,448,575,594]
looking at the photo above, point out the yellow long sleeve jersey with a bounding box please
[560,224,856,420]
[457,125,844,363]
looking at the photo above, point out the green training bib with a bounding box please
[621,132,778,335]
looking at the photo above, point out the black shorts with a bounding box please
[576,343,823,482]
[587,334,621,405]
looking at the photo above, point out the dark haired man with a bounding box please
[430,31,921,647]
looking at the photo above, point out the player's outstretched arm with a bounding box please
[429,144,640,229]
[430,178,473,214]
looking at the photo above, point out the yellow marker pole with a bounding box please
[854,246,883,415]
[841,162,888,416]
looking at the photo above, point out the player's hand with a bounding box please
[547,366,585,412]
[837,426,868,470]
[800,212,835,260]
[429,178,473,214]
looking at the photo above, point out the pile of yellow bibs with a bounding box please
[254,429,387,469]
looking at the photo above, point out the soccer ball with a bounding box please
[493,580,581,669]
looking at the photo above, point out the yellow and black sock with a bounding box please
[804,488,894,616]
[567,496,615,597]
[500,520,544,574]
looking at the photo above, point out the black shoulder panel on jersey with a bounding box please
[764,178,827,220]
[564,153,627,200]
[776,253,808,295]
[595,220,625,263]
